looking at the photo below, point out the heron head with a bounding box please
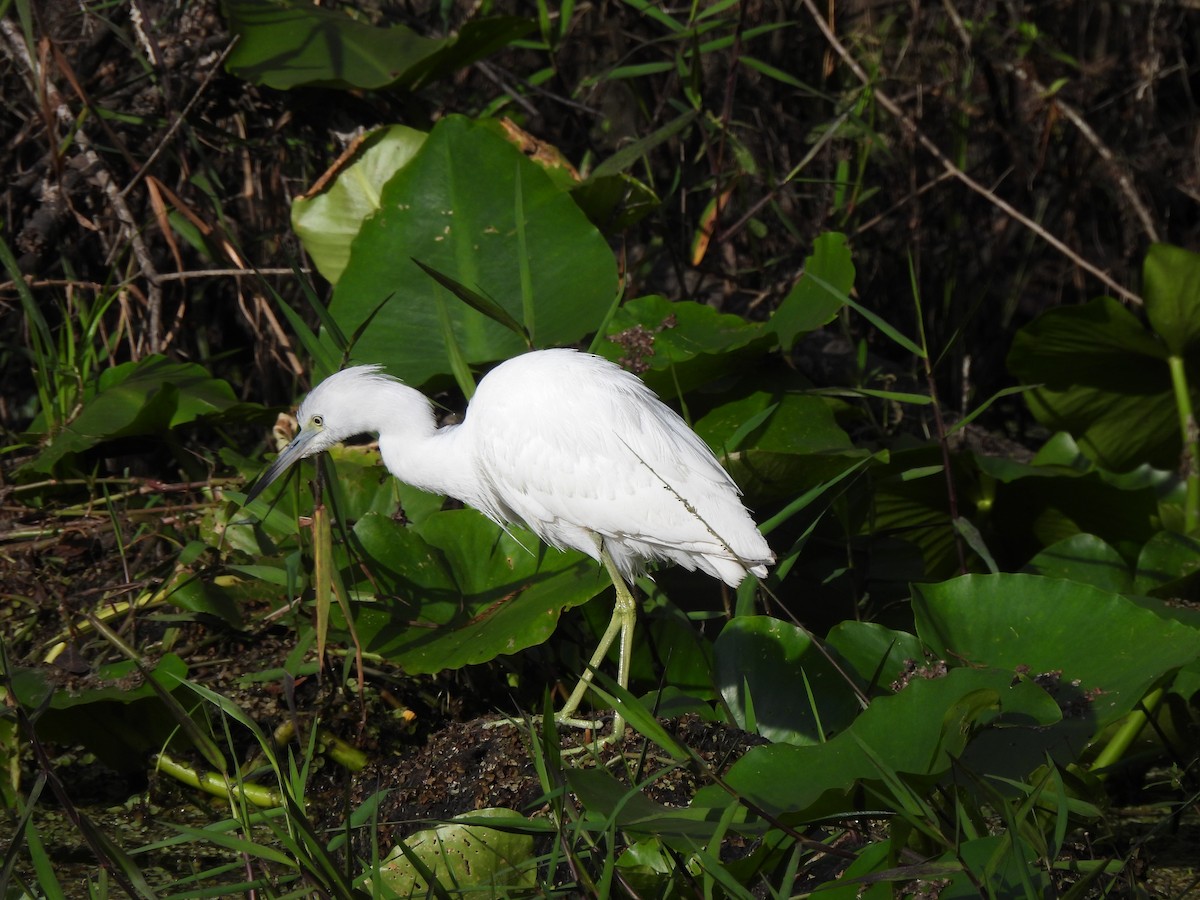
[244,365,394,503]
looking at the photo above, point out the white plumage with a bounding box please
[247,348,773,738]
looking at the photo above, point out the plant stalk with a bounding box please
[1090,686,1165,776]
[1167,355,1199,533]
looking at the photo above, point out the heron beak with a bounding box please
[244,428,319,504]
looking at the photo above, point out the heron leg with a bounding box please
[555,542,636,741]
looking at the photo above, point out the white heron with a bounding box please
[245,348,773,739]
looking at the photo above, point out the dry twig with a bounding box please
[0,19,166,349]
[799,0,1145,306]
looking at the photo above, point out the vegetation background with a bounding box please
[1,0,1198,897]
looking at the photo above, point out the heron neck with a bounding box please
[373,384,480,504]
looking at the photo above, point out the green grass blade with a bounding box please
[167,822,296,867]
[514,164,535,345]
[805,270,924,357]
[413,257,529,343]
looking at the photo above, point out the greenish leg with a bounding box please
[555,542,637,742]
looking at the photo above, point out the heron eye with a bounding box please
[311,415,324,427]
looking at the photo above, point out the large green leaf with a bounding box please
[714,616,863,744]
[770,231,854,351]
[695,392,855,456]
[329,116,618,384]
[1007,295,1188,469]
[696,666,1061,819]
[693,388,871,507]
[291,125,427,285]
[23,356,250,474]
[912,573,1200,730]
[1134,530,1200,597]
[824,620,925,692]
[978,443,1164,565]
[1144,242,1200,356]
[1021,533,1133,594]
[7,655,192,772]
[350,510,610,673]
[598,295,770,394]
[699,573,1200,820]
[224,0,530,91]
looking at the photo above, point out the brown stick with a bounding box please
[798,0,1145,306]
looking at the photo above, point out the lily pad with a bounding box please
[1021,533,1133,594]
[697,665,1061,820]
[912,573,1200,729]
[714,615,863,744]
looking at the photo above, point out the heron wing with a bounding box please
[462,351,770,581]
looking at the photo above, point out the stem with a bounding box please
[909,256,968,574]
[1090,686,1165,776]
[1167,354,1199,533]
[154,753,282,808]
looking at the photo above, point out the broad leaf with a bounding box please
[375,808,536,894]
[1143,242,1200,356]
[912,573,1200,730]
[1007,295,1189,469]
[976,434,1167,563]
[600,295,769,394]
[23,356,250,474]
[694,387,871,506]
[7,656,192,772]
[771,231,854,351]
[224,0,530,91]
[1021,533,1133,594]
[714,616,863,744]
[1134,530,1200,596]
[698,666,1061,819]
[824,620,925,692]
[291,125,427,284]
[350,510,609,673]
[695,392,856,456]
[329,116,618,384]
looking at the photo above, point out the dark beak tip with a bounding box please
[243,480,266,505]
[241,430,312,508]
